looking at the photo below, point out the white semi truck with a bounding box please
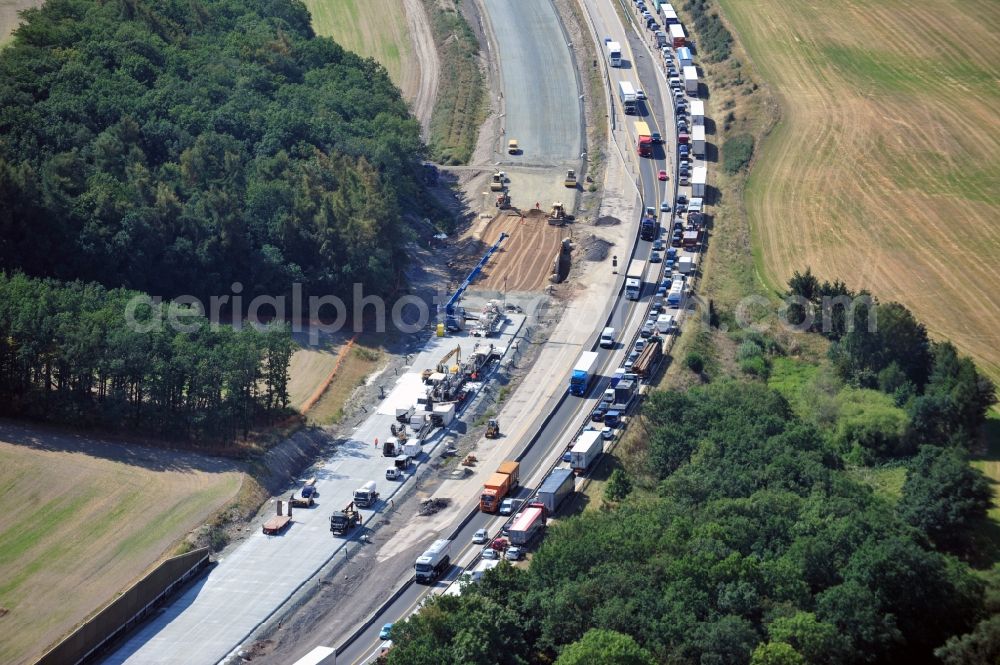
[414,539,452,583]
[625,258,645,300]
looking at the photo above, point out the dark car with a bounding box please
[678,194,689,204]
[653,239,665,251]
[650,251,662,263]
[672,231,683,246]
[660,202,671,212]
[592,400,612,421]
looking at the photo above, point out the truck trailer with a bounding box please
[632,337,663,378]
[570,429,603,473]
[612,378,637,411]
[667,278,685,307]
[262,500,293,535]
[634,120,653,157]
[683,65,698,94]
[569,351,599,396]
[606,40,622,67]
[692,165,707,196]
[480,460,520,512]
[625,258,645,300]
[414,539,452,583]
[537,467,575,513]
[618,80,637,115]
[508,503,546,545]
[692,125,706,157]
[669,23,686,48]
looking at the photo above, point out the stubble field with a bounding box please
[0,422,241,665]
[718,0,1000,383]
[302,0,419,99]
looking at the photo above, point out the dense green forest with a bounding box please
[0,0,427,307]
[0,272,293,441]
[385,284,999,664]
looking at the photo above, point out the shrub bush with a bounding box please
[686,352,706,374]
[723,134,754,174]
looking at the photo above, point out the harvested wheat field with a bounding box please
[0,422,242,665]
[302,0,419,98]
[477,211,571,291]
[720,0,1000,381]
[0,0,40,44]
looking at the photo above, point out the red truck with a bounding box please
[480,460,520,513]
[634,120,653,158]
[508,502,546,545]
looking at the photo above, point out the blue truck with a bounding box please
[569,351,599,396]
[640,207,658,241]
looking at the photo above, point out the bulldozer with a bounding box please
[423,345,461,383]
[548,202,566,226]
[564,169,577,188]
[490,171,505,192]
[485,419,500,439]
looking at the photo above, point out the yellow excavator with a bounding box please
[485,419,500,438]
[422,345,461,383]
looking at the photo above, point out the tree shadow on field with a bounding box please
[0,418,244,474]
[704,141,719,164]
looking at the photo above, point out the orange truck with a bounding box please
[480,460,520,512]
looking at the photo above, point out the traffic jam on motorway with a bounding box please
[373,0,713,656]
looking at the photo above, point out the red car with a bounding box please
[658,169,668,181]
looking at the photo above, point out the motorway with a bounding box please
[486,0,582,167]
[102,0,693,661]
[102,323,528,665]
[334,1,687,662]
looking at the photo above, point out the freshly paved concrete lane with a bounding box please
[103,322,525,665]
[486,0,582,167]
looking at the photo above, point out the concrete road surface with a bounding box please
[486,0,583,167]
[102,320,525,665]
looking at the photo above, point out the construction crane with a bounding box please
[423,345,461,383]
[440,233,510,331]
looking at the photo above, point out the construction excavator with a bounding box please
[485,419,500,438]
[495,191,511,209]
[423,345,461,383]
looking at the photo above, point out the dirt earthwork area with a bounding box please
[476,210,572,291]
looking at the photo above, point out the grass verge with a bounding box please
[306,343,384,426]
[421,0,486,164]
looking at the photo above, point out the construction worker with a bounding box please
[374,436,379,449]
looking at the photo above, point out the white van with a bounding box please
[600,327,616,348]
